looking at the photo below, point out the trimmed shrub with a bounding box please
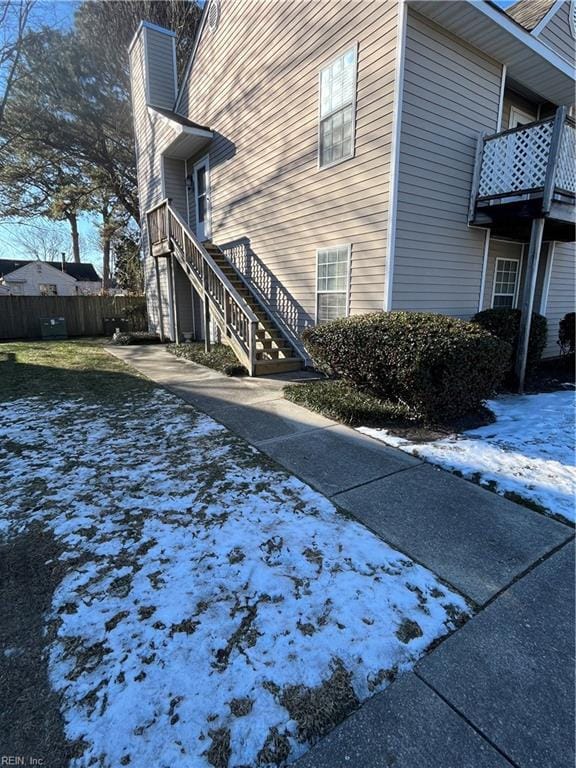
[168,342,247,376]
[558,312,575,355]
[301,311,510,422]
[471,308,547,375]
[111,331,161,345]
[284,380,414,427]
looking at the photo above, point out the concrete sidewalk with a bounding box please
[108,345,575,767]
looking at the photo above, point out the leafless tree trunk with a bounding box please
[66,211,80,263]
[0,0,35,127]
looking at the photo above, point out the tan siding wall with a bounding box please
[391,11,502,315]
[542,242,576,357]
[163,157,187,219]
[146,28,177,109]
[537,2,575,64]
[179,0,399,337]
[130,27,179,338]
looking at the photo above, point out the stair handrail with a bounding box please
[146,199,259,374]
[163,201,259,324]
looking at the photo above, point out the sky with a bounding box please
[0,0,104,272]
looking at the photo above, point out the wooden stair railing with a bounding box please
[147,199,259,375]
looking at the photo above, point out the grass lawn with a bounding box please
[0,341,469,767]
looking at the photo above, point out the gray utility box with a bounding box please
[40,317,67,339]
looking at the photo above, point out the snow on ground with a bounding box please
[0,388,469,768]
[360,391,576,524]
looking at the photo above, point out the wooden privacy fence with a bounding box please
[0,296,147,340]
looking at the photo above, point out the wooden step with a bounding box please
[203,242,302,376]
[256,346,294,361]
[253,358,303,376]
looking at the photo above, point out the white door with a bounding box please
[193,156,211,242]
[508,107,536,129]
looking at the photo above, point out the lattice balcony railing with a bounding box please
[556,122,576,194]
[476,114,576,201]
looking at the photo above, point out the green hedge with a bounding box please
[302,312,510,421]
[471,308,547,375]
[558,312,575,355]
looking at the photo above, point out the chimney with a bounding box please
[129,22,177,111]
[61,252,66,272]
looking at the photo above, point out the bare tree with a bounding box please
[10,221,69,262]
[0,0,35,126]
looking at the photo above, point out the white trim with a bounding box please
[384,0,407,311]
[315,244,352,324]
[148,106,212,140]
[496,63,507,130]
[516,245,525,308]
[317,43,359,170]
[540,241,556,313]
[470,0,575,78]
[192,154,211,241]
[508,105,537,128]
[143,27,151,106]
[172,33,178,96]
[174,1,210,110]
[478,229,491,311]
[128,20,176,55]
[531,0,565,36]
[491,254,522,309]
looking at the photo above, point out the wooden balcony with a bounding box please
[469,108,575,241]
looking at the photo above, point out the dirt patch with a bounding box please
[396,618,423,644]
[0,523,72,763]
[257,727,291,765]
[279,660,359,744]
[229,697,253,717]
[205,727,231,768]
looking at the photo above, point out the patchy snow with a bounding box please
[359,391,576,524]
[0,389,468,767]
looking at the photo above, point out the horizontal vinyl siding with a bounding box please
[179,0,398,337]
[391,10,502,316]
[4,263,79,296]
[537,2,575,65]
[145,28,176,109]
[130,29,174,336]
[163,157,187,219]
[543,242,576,357]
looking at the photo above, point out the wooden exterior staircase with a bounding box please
[147,199,303,376]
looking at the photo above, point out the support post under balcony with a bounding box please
[515,217,545,393]
[153,245,165,342]
[169,253,180,344]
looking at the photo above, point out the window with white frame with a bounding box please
[492,258,519,308]
[319,46,357,168]
[39,283,58,296]
[316,246,350,323]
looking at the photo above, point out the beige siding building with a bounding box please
[129,0,575,375]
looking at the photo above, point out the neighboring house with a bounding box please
[129,0,575,376]
[0,259,102,296]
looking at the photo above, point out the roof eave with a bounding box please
[408,0,575,104]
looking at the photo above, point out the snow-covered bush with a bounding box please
[302,311,509,422]
[471,308,547,376]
